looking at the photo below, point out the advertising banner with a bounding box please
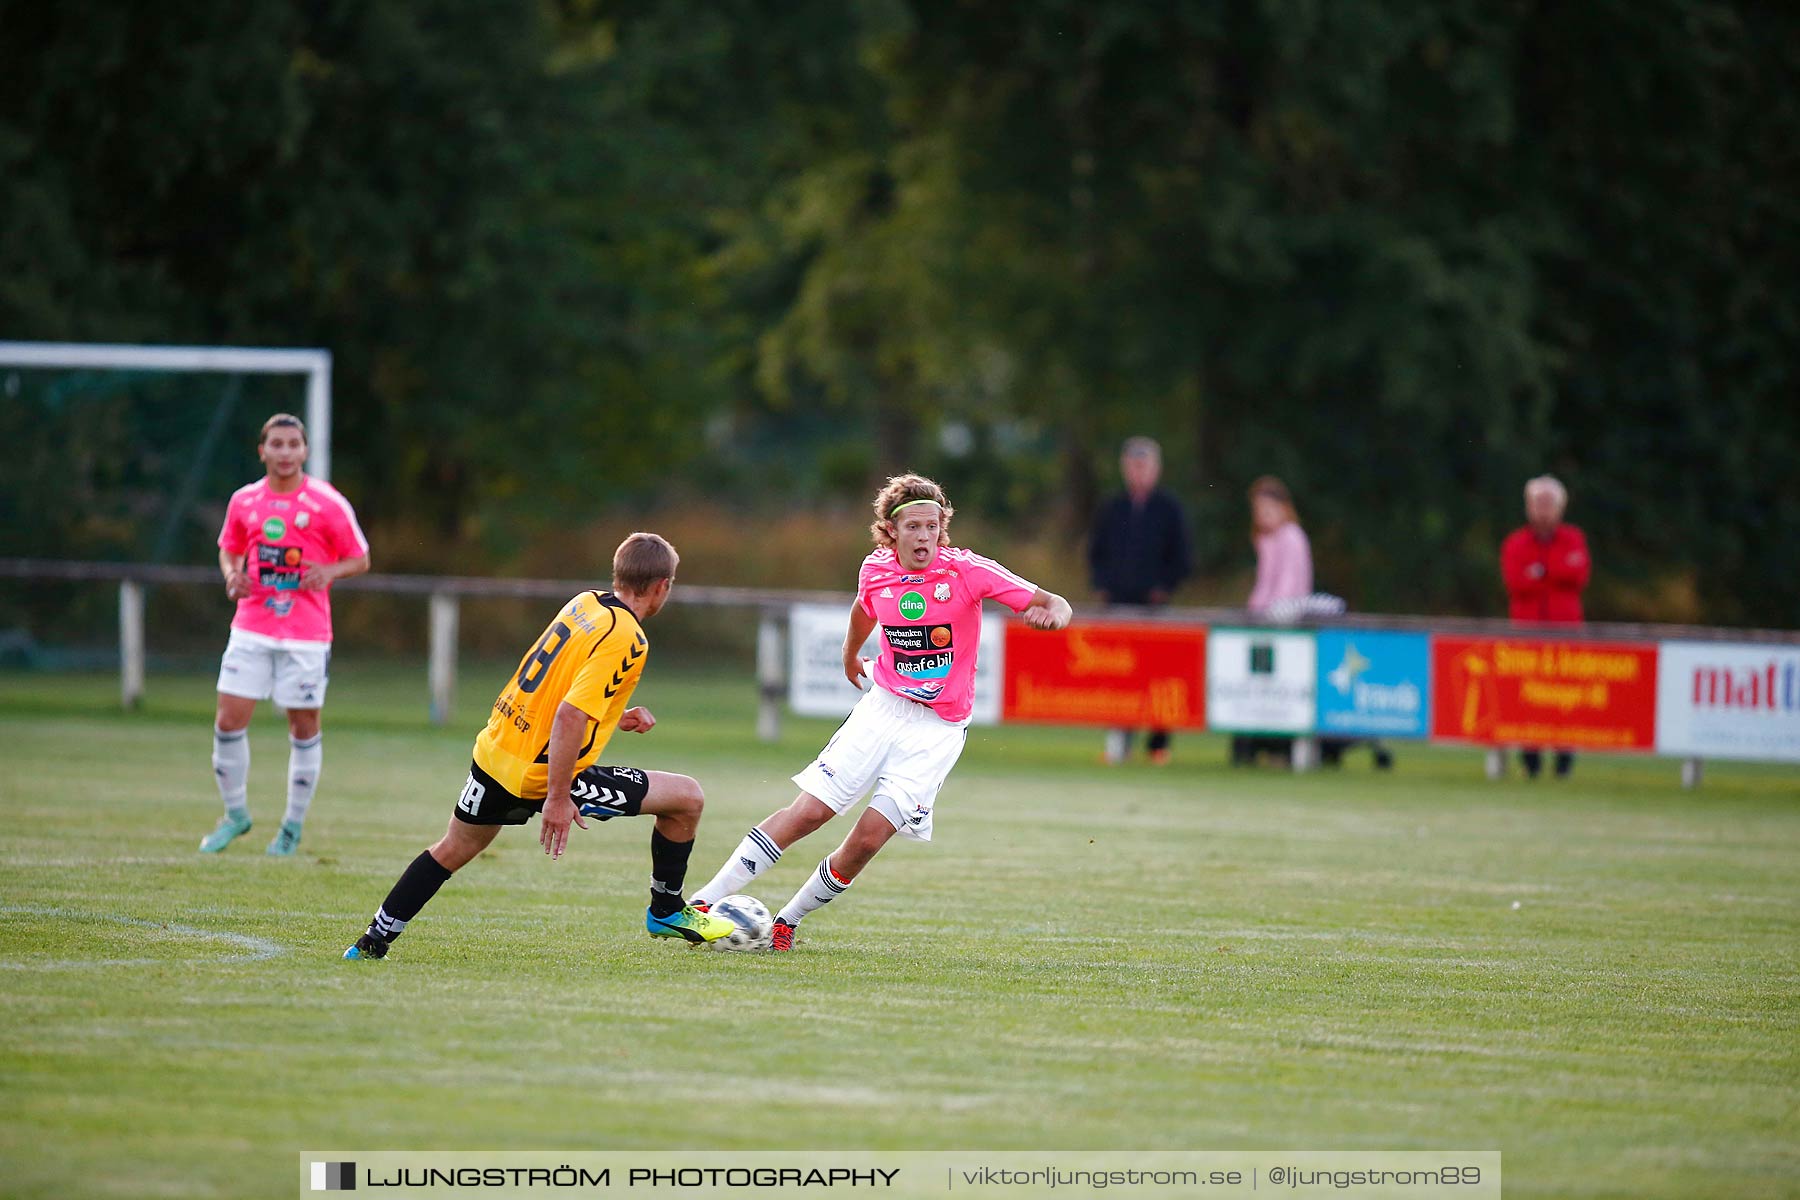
[1002,622,1206,728]
[1430,636,1657,750]
[1655,641,1800,762]
[1206,629,1317,733]
[787,603,1003,724]
[1315,630,1431,739]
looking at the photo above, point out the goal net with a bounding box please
[0,342,331,665]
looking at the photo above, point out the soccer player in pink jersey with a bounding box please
[691,474,1071,950]
[201,414,370,856]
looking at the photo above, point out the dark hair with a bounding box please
[612,532,679,594]
[259,413,306,445]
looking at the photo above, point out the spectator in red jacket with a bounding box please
[1500,475,1590,778]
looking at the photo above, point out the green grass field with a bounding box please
[1,662,1796,1199]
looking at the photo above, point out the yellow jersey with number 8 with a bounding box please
[472,591,648,798]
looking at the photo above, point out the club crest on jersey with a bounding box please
[295,511,311,529]
[933,582,951,601]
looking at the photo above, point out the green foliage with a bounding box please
[1,0,1794,621]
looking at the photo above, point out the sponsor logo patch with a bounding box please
[897,590,927,620]
[899,574,927,584]
[256,544,303,589]
[262,516,286,540]
[885,625,951,654]
[898,680,945,702]
[892,649,954,679]
[888,621,957,678]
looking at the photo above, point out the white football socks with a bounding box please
[777,857,852,926]
[284,733,322,826]
[692,826,783,906]
[212,725,250,818]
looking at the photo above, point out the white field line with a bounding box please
[0,904,285,969]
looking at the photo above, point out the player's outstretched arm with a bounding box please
[1022,588,1073,631]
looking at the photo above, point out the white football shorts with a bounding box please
[791,685,968,842]
[216,628,331,709]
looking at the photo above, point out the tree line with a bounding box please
[2,0,1794,624]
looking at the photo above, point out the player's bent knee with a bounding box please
[646,771,704,818]
[215,696,255,732]
[790,793,835,829]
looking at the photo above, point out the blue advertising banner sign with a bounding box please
[1315,630,1430,738]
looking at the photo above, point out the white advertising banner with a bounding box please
[1655,641,1800,762]
[1206,628,1317,733]
[787,603,1004,724]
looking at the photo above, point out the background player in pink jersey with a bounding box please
[692,473,1071,950]
[201,414,370,856]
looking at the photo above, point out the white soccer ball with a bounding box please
[710,894,774,952]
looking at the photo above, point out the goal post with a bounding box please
[0,341,333,706]
[0,340,332,479]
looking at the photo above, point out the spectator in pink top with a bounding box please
[1233,475,1313,768]
[1246,475,1312,614]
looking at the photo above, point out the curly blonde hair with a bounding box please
[869,474,955,550]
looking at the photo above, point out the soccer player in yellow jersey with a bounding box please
[344,533,735,958]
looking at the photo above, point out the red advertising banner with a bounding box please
[1002,623,1206,728]
[1430,636,1659,750]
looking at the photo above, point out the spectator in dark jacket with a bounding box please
[1088,437,1192,764]
[1500,474,1592,778]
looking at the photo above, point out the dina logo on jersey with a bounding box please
[897,590,927,620]
[262,516,286,540]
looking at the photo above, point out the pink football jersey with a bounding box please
[217,476,368,642]
[857,545,1037,723]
